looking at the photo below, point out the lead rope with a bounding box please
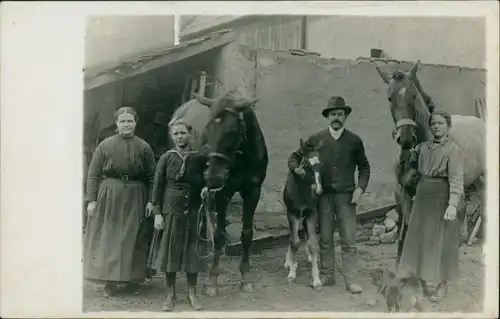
[195,186,224,259]
[398,153,412,242]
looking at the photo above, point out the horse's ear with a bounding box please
[375,66,391,84]
[316,140,324,150]
[193,93,214,106]
[299,138,305,148]
[234,98,259,110]
[408,60,420,79]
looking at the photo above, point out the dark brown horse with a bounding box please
[375,61,485,264]
[174,88,269,295]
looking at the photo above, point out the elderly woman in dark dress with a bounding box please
[397,110,465,302]
[148,118,208,312]
[83,107,156,297]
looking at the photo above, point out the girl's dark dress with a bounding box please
[83,134,156,284]
[148,148,208,273]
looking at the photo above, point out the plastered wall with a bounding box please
[253,49,486,209]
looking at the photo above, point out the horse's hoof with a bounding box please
[287,276,296,284]
[241,283,254,293]
[312,283,323,291]
[205,286,218,297]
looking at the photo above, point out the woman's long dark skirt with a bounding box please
[398,177,464,284]
[83,178,154,284]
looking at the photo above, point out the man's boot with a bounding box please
[161,272,176,312]
[187,273,203,311]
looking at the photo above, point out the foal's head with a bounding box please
[298,138,323,185]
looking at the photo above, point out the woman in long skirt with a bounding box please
[148,118,208,312]
[83,107,156,297]
[398,110,465,302]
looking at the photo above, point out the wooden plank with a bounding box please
[468,216,482,246]
[84,31,237,91]
[357,203,398,222]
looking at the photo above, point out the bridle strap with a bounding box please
[208,152,232,163]
[395,118,418,129]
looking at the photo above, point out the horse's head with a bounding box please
[194,88,258,189]
[299,138,323,178]
[376,61,422,150]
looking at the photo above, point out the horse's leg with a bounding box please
[306,211,321,291]
[303,218,313,263]
[396,189,413,267]
[205,193,232,297]
[285,213,301,283]
[239,186,262,293]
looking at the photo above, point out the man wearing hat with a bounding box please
[288,96,371,294]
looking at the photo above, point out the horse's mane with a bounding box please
[240,106,268,166]
[410,75,434,144]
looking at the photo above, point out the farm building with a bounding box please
[84,16,486,240]
[180,15,486,69]
[83,28,257,159]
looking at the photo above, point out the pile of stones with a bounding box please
[357,209,400,245]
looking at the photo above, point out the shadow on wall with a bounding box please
[254,50,486,209]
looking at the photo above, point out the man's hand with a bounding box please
[351,187,364,204]
[312,183,323,196]
[294,167,306,177]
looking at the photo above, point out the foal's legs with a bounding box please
[284,213,301,283]
[306,212,321,290]
[239,186,262,293]
[303,218,313,263]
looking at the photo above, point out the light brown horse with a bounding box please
[375,61,485,263]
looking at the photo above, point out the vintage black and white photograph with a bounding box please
[80,12,491,314]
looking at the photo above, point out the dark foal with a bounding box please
[283,139,324,290]
[194,89,268,295]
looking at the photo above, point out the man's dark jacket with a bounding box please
[288,129,371,193]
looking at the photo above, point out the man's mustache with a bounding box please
[331,120,342,124]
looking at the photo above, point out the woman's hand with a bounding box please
[444,205,457,221]
[154,214,164,230]
[87,201,97,217]
[145,202,153,217]
[201,186,209,199]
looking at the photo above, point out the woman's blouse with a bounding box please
[409,138,464,207]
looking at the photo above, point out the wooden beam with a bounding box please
[356,203,397,222]
[225,203,398,256]
[468,216,482,246]
[84,31,237,91]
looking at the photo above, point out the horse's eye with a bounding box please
[388,97,392,102]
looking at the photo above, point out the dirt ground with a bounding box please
[83,242,484,313]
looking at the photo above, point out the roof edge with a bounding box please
[84,30,237,91]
